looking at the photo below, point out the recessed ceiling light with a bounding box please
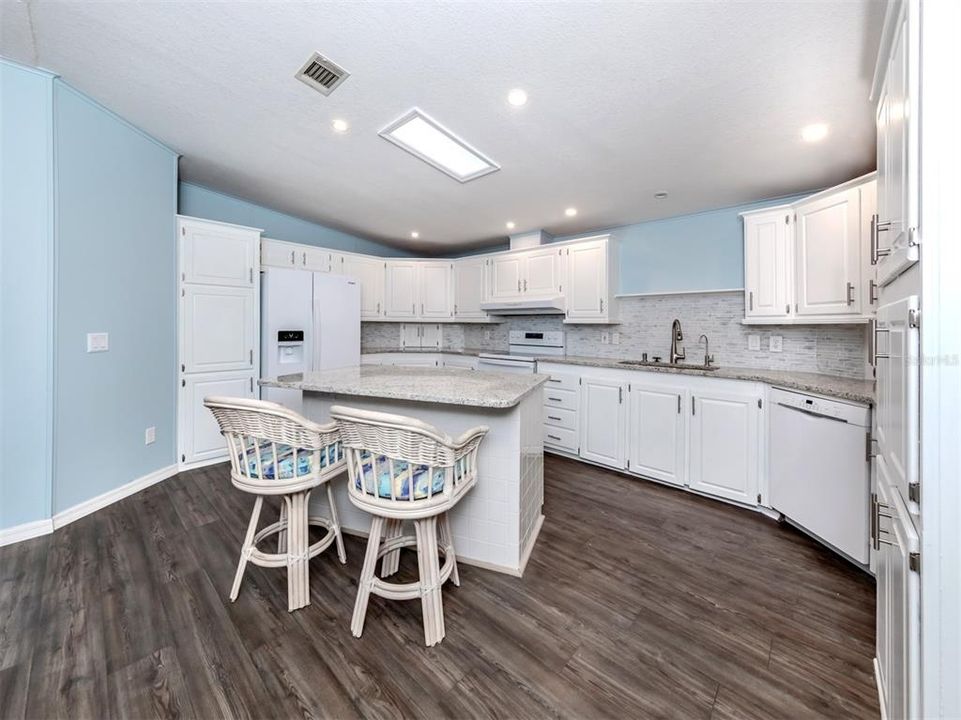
[565,207,578,217]
[506,221,516,230]
[331,118,350,133]
[379,108,500,183]
[410,231,420,239]
[654,192,668,200]
[801,123,829,143]
[507,89,528,107]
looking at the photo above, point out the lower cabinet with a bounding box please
[579,376,627,469]
[627,383,687,487]
[689,388,760,505]
[180,371,255,464]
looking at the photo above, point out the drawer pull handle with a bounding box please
[548,397,563,402]
[547,415,562,421]
[547,434,562,442]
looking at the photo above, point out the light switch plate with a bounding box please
[145,426,156,445]
[87,332,109,353]
[769,335,783,353]
[748,334,761,351]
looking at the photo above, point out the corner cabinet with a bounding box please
[453,257,488,320]
[564,235,616,324]
[337,253,385,320]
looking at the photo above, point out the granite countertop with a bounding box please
[260,365,548,408]
[361,347,486,356]
[535,355,875,405]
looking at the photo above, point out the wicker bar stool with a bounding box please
[330,405,488,646]
[204,396,347,612]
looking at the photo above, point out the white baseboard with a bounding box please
[51,463,179,530]
[517,513,545,577]
[179,455,229,473]
[0,518,55,547]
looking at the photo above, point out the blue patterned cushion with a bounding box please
[355,451,447,500]
[242,442,343,480]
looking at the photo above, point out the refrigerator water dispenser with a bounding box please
[276,330,305,365]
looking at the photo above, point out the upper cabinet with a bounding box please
[337,253,385,320]
[384,260,453,320]
[741,175,875,324]
[453,257,488,320]
[262,238,330,272]
[565,236,615,323]
[487,246,563,301]
[384,261,420,319]
[182,218,257,288]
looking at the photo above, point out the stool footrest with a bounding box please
[368,545,456,601]
[247,517,340,568]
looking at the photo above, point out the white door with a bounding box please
[342,255,385,320]
[523,247,560,296]
[628,384,686,486]
[580,377,626,469]
[875,295,919,514]
[489,255,524,300]
[180,371,255,464]
[261,238,297,268]
[419,262,454,319]
[181,286,254,373]
[181,221,255,288]
[566,240,607,320]
[795,187,862,316]
[301,246,331,272]
[689,388,759,504]
[384,261,418,318]
[743,209,792,318]
[420,324,442,349]
[453,257,487,319]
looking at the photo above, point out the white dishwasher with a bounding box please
[768,388,871,565]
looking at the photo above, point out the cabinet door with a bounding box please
[794,187,862,316]
[580,377,626,469]
[566,240,608,320]
[523,247,560,295]
[628,384,686,486]
[181,286,254,373]
[419,324,442,349]
[875,295,919,514]
[489,255,524,300]
[419,262,454,318]
[343,255,385,320]
[299,246,331,272]
[743,210,792,318]
[689,388,759,504]
[180,371,255,464]
[261,238,297,268]
[384,261,418,318]
[181,221,256,287]
[453,258,487,319]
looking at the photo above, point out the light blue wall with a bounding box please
[179,182,411,257]
[0,61,55,528]
[52,82,178,512]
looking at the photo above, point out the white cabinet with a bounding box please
[579,376,626,469]
[181,218,256,287]
[181,286,255,373]
[487,246,562,300]
[180,371,256,464]
[301,246,332,272]
[400,323,441,350]
[743,208,793,319]
[385,261,452,321]
[261,238,298,268]
[442,354,478,370]
[628,383,687,487]
[419,262,454,319]
[565,237,612,322]
[453,257,488,320]
[689,386,759,505]
[339,254,385,320]
[488,254,525,300]
[384,261,419,319]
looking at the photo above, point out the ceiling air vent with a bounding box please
[295,52,350,96]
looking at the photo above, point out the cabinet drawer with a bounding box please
[542,372,579,392]
[544,426,577,451]
[543,406,577,431]
[544,388,578,411]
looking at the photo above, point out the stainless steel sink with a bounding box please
[618,359,720,371]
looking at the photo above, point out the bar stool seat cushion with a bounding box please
[242,441,343,480]
[356,452,466,500]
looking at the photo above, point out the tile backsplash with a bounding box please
[362,291,869,379]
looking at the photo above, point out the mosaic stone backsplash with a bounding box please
[361,291,869,379]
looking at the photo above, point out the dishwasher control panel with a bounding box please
[769,388,870,426]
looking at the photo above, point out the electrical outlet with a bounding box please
[86,332,109,353]
[747,334,761,351]
[600,332,610,344]
[612,332,621,345]
[145,426,156,445]
[769,335,783,353]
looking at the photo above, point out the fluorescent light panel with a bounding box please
[379,108,499,183]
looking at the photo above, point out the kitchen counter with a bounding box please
[361,347,487,356]
[536,355,875,404]
[260,365,547,408]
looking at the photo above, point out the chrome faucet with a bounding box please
[670,319,685,364]
[698,334,715,367]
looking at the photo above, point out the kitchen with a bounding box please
[1,1,958,719]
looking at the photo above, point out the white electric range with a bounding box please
[477,330,565,374]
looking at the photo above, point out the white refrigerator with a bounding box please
[261,268,360,413]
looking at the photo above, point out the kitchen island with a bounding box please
[259,365,548,576]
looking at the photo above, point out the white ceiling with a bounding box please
[1,1,884,253]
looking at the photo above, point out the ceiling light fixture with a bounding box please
[801,123,829,143]
[507,89,528,107]
[332,118,349,133]
[654,192,668,200]
[410,231,420,239]
[565,207,578,217]
[379,108,500,183]
[506,221,516,230]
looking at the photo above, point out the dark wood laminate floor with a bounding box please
[0,455,878,719]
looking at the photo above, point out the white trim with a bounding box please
[740,316,872,326]
[52,464,178,530]
[176,214,264,234]
[615,288,743,299]
[517,513,544,576]
[0,519,54,547]
[178,455,230,473]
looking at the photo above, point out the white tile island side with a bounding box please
[260,366,548,576]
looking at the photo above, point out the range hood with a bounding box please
[480,295,566,315]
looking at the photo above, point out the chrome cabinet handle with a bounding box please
[290,250,295,264]
[547,415,562,421]
[599,298,604,313]
[547,434,562,442]
[302,252,306,266]
[749,291,754,311]
[376,301,380,314]
[523,279,527,292]
[871,214,892,264]
[870,279,878,304]
[517,279,521,292]
[846,282,855,305]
